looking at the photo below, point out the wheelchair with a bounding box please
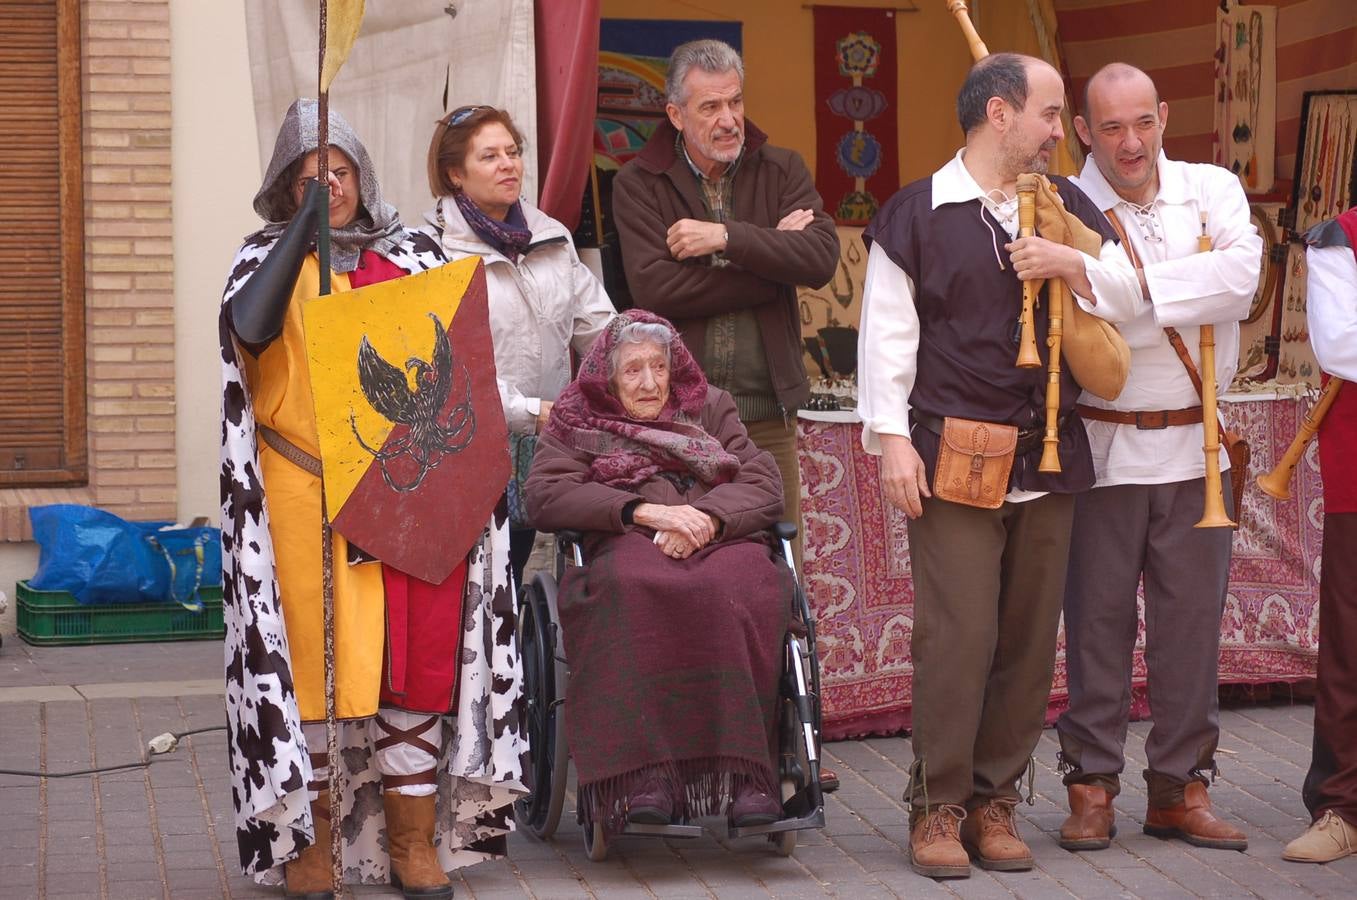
[512,522,826,860]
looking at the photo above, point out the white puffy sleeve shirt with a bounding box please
[1068,155,1261,486]
[1306,243,1357,382]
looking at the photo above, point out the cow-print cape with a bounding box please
[219,228,528,884]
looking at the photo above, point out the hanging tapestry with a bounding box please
[1213,2,1277,193]
[1290,90,1357,237]
[812,6,898,227]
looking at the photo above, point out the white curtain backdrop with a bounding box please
[244,0,537,226]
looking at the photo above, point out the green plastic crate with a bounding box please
[16,580,225,646]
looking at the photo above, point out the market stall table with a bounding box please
[797,394,1323,741]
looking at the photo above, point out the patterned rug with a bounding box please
[798,397,1323,741]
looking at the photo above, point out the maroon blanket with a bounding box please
[560,530,791,834]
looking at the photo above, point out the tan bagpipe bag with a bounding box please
[1028,176,1131,401]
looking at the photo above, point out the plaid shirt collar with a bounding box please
[677,133,743,222]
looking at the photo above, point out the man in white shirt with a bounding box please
[1284,206,1357,864]
[857,53,1140,879]
[1054,63,1260,854]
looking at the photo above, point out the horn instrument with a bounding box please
[1256,378,1345,500]
[1195,213,1235,528]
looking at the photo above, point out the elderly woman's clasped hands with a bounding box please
[633,502,718,559]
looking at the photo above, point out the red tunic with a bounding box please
[1317,210,1357,515]
[349,250,466,712]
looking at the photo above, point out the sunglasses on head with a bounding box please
[445,105,488,127]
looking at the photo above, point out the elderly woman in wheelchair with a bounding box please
[522,310,823,856]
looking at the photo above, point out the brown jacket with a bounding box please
[525,386,783,541]
[612,119,839,414]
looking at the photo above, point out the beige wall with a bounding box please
[170,0,260,527]
[597,0,974,186]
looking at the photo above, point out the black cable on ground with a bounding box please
[0,724,226,778]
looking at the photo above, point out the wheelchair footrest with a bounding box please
[728,807,826,838]
[620,822,704,839]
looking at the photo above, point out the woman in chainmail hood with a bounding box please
[218,100,526,899]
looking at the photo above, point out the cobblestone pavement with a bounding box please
[2,640,1354,899]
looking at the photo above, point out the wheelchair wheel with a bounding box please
[583,818,609,861]
[513,573,569,840]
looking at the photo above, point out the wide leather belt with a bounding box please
[912,412,1055,456]
[1076,404,1203,429]
[257,425,323,477]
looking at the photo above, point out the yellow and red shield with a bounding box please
[302,258,508,583]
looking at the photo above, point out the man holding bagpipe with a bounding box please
[857,52,1140,879]
[1054,64,1260,855]
[1282,205,1357,864]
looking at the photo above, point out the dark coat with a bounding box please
[612,119,839,414]
[525,386,783,542]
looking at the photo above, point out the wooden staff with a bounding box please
[946,0,988,61]
[1256,378,1345,500]
[1196,213,1235,528]
[1015,178,1043,369]
[315,1,343,893]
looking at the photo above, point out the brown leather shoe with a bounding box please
[284,793,335,899]
[908,804,971,879]
[960,797,1034,871]
[1144,781,1247,851]
[384,792,454,898]
[1059,784,1116,851]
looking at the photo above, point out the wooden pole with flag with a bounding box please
[313,0,366,892]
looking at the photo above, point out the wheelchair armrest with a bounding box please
[770,521,798,542]
[556,529,585,548]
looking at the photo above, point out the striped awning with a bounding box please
[1054,0,1357,189]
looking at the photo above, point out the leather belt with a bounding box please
[258,425,323,477]
[912,412,1055,456]
[1076,404,1203,429]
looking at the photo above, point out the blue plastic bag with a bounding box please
[28,505,221,608]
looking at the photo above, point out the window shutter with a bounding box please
[0,0,86,485]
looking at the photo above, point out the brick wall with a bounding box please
[0,0,178,542]
[82,0,177,521]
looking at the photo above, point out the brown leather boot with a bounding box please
[1144,781,1247,851]
[384,792,453,898]
[1059,784,1116,851]
[960,797,1033,871]
[908,804,970,879]
[284,793,335,899]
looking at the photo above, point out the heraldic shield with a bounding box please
[302,257,509,584]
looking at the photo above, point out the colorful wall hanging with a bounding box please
[812,6,898,227]
[1213,2,1276,193]
[1290,90,1357,237]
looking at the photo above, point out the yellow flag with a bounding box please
[320,0,365,93]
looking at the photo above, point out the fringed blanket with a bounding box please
[559,531,791,835]
[219,230,528,883]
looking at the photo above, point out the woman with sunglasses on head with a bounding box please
[424,105,616,585]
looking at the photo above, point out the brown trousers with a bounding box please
[744,416,802,575]
[905,492,1075,808]
[1303,513,1357,827]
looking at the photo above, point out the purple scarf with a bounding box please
[454,190,532,260]
[545,310,741,489]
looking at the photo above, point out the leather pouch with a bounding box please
[1224,428,1250,524]
[932,417,1017,509]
